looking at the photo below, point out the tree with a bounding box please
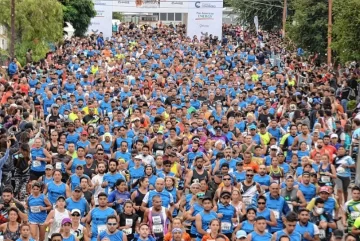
[61,0,96,37]
[227,0,284,31]
[113,12,124,21]
[287,0,328,56]
[0,0,63,64]
[332,0,360,63]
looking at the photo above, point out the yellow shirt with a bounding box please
[67,151,77,159]
[82,106,99,115]
[91,66,99,74]
[306,196,339,211]
[68,113,79,122]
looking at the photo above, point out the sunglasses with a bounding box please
[107,223,117,226]
[223,178,231,181]
[246,174,254,177]
[97,153,104,155]
[258,202,266,205]
[72,214,80,217]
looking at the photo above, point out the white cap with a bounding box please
[270,145,279,150]
[331,133,338,139]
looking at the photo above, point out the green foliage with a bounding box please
[61,0,96,37]
[347,100,357,111]
[287,0,328,55]
[0,0,63,64]
[113,12,124,21]
[227,0,284,31]
[332,0,360,63]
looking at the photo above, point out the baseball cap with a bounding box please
[56,195,65,201]
[85,154,93,158]
[220,191,232,198]
[319,186,330,193]
[71,209,81,215]
[45,164,53,170]
[61,218,72,225]
[74,186,82,192]
[157,130,163,135]
[270,145,278,150]
[81,130,88,136]
[248,124,257,130]
[134,155,142,159]
[236,230,247,239]
[51,104,59,108]
[331,133,338,139]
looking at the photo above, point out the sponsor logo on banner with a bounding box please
[195,2,216,8]
[96,10,105,17]
[94,0,106,5]
[171,1,183,4]
[199,24,210,28]
[118,0,130,4]
[195,12,214,20]
[136,0,160,7]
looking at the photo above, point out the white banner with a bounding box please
[88,0,223,39]
[187,0,223,39]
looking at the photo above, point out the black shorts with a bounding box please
[30,170,45,181]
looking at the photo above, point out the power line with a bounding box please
[238,0,283,8]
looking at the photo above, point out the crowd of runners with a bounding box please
[0,21,360,241]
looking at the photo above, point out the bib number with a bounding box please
[152,225,163,233]
[156,150,164,156]
[30,206,41,213]
[271,209,280,219]
[123,228,132,235]
[97,224,106,234]
[351,211,360,219]
[243,197,251,205]
[221,222,231,231]
[32,161,41,168]
[319,229,326,239]
[321,176,330,183]
[55,162,62,170]
[126,218,133,226]
[152,216,161,224]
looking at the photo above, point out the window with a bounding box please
[160,13,167,21]
[168,13,174,21]
[175,13,182,21]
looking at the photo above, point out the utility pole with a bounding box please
[327,0,332,66]
[10,0,15,58]
[282,0,287,38]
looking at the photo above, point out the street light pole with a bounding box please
[282,0,287,38]
[10,0,15,58]
[327,0,332,66]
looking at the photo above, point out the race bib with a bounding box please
[32,161,41,168]
[152,224,163,233]
[351,211,360,219]
[30,206,41,213]
[156,150,164,156]
[321,176,330,183]
[271,209,280,219]
[55,162,62,170]
[221,222,231,231]
[229,168,234,173]
[126,218,133,226]
[97,225,106,234]
[243,197,251,205]
[123,228,132,235]
[319,229,326,239]
[152,216,161,224]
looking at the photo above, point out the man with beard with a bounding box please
[52,144,72,182]
[280,175,306,212]
[185,157,211,190]
[280,124,298,162]
[91,162,106,206]
[0,186,27,223]
[98,215,127,241]
[102,159,126,194]
[298,172,317,203]
[309,198,336,241]
[65,122,80,145]
[254,165,272,192]
[184,142,206,169]
[86,192,117,241]
[291,124,312,152]
[215,191,237,239]
[295,208,320,241]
